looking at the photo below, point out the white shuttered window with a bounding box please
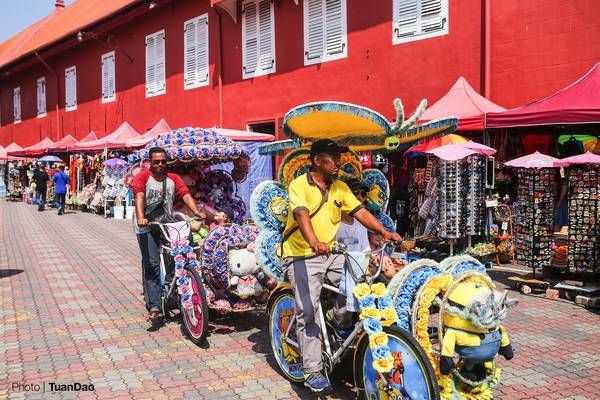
[65,66,77,111]
[146,30,166,97]
[303,0,347,66]
[393,0,448,45]
[184,15,209,89]
[13,87,21,123]
[242,0,276,79]
[37,77,46,117]
[101,51,116,103]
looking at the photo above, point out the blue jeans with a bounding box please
[55,192,66,213]
[137,231,162,312]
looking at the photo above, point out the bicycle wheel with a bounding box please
[268,289,304,383]
[354,325,440,400]
[180,265,209,345]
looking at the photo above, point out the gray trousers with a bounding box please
[285,254,351,373]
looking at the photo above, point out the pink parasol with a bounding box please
[425,143,477,161]
[504,151,559,168]
[461,140,497,156]
[554,151,600,167]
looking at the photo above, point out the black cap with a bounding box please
[218,205,235,221]
[310,139,349,158]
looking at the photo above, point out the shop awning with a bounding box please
[47,134,78,153]
[110,119,172,149]
[8,137,54,157]
[0,142,26,161]
[214,128,275,142]
[420,77,505,131]
[73,122,140,151]
[486,62,600,128]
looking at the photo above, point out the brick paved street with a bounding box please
[1,201,599,400]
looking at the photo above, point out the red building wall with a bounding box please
[1,0,599,147]
[0,0,482,146]
[490,0,600,108]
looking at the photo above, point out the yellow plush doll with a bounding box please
[440,281,517,382]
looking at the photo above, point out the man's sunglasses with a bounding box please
[152,160,167,165]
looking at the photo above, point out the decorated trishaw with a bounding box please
[128,127,276,343]
[251,100,517,399]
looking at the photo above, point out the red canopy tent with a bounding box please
[66,132,98,152]
[486,62,600,128]
[8,137,54,157]
[0,143,26,161]
[47,134,78,153]
[119,119,172,149]
[420,77,505,131]
[73,122,140,152]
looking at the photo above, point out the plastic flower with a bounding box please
[359,295,376,309]
[353,283,371,300]
[372,358,394,373]
[372,346,391,360]
[174,255,185,264]
[377,295,393,310]
[371,282,388,298]
[363,317,382,335]
[360,307,381,320]
[369,332,388,348]
[381,308,399,322]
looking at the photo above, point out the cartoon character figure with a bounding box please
[278,309,301,365]
[228,245,265,299]
[440,281,517,382]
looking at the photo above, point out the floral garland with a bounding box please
[169,238,201,310]
[439,368,501,400]
[395,266,440,331]
[353,282,399,374]
[413,274,453,375]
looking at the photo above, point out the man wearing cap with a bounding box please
[282,139,402,393]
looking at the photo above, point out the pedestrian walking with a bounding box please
[52,165,70,215]
[32,164,49,211]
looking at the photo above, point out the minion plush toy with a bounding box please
[440,281,517,382]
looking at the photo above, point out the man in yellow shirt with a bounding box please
[282,139,401,393]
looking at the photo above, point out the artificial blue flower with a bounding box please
[359,295,376,309]
[377,296,393,310]
[372,345,391,360]
[363,317,382,335]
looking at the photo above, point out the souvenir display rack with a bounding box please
[464,155,486,236]
[514,169,555,271]
[437,159,463,239]
[567,167,599,273]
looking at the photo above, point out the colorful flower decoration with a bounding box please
[353,283,398,374]
[250,180,290,233]
[201,224,259,289]
[169,238,201,310]
[255,230,285,281]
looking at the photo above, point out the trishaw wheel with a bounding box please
[354,325,440,400]
[180,265,209,345]
[268,289,305,383]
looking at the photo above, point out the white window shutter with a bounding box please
[243,2,259,75]
[393,0,448,45]
[421,0,445,32]
[324,0,345,56]
[184,20,198,87]
[101,52,116,103]
[65,66,77,111]
[393,0,418,39]
[146,33,156,96]
[196,16,209,85]
[304,0,325,63]
[37,78,46,117]
[257,0,275,73]
[304,0,346,66]
[184,15,209,89]
[13,87,21,123]
[155,31,166,94]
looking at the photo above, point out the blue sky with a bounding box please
[0,0,76,43]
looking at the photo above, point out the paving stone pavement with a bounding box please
[1,201,599,400]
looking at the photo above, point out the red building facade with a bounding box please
[0,0,599,147]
